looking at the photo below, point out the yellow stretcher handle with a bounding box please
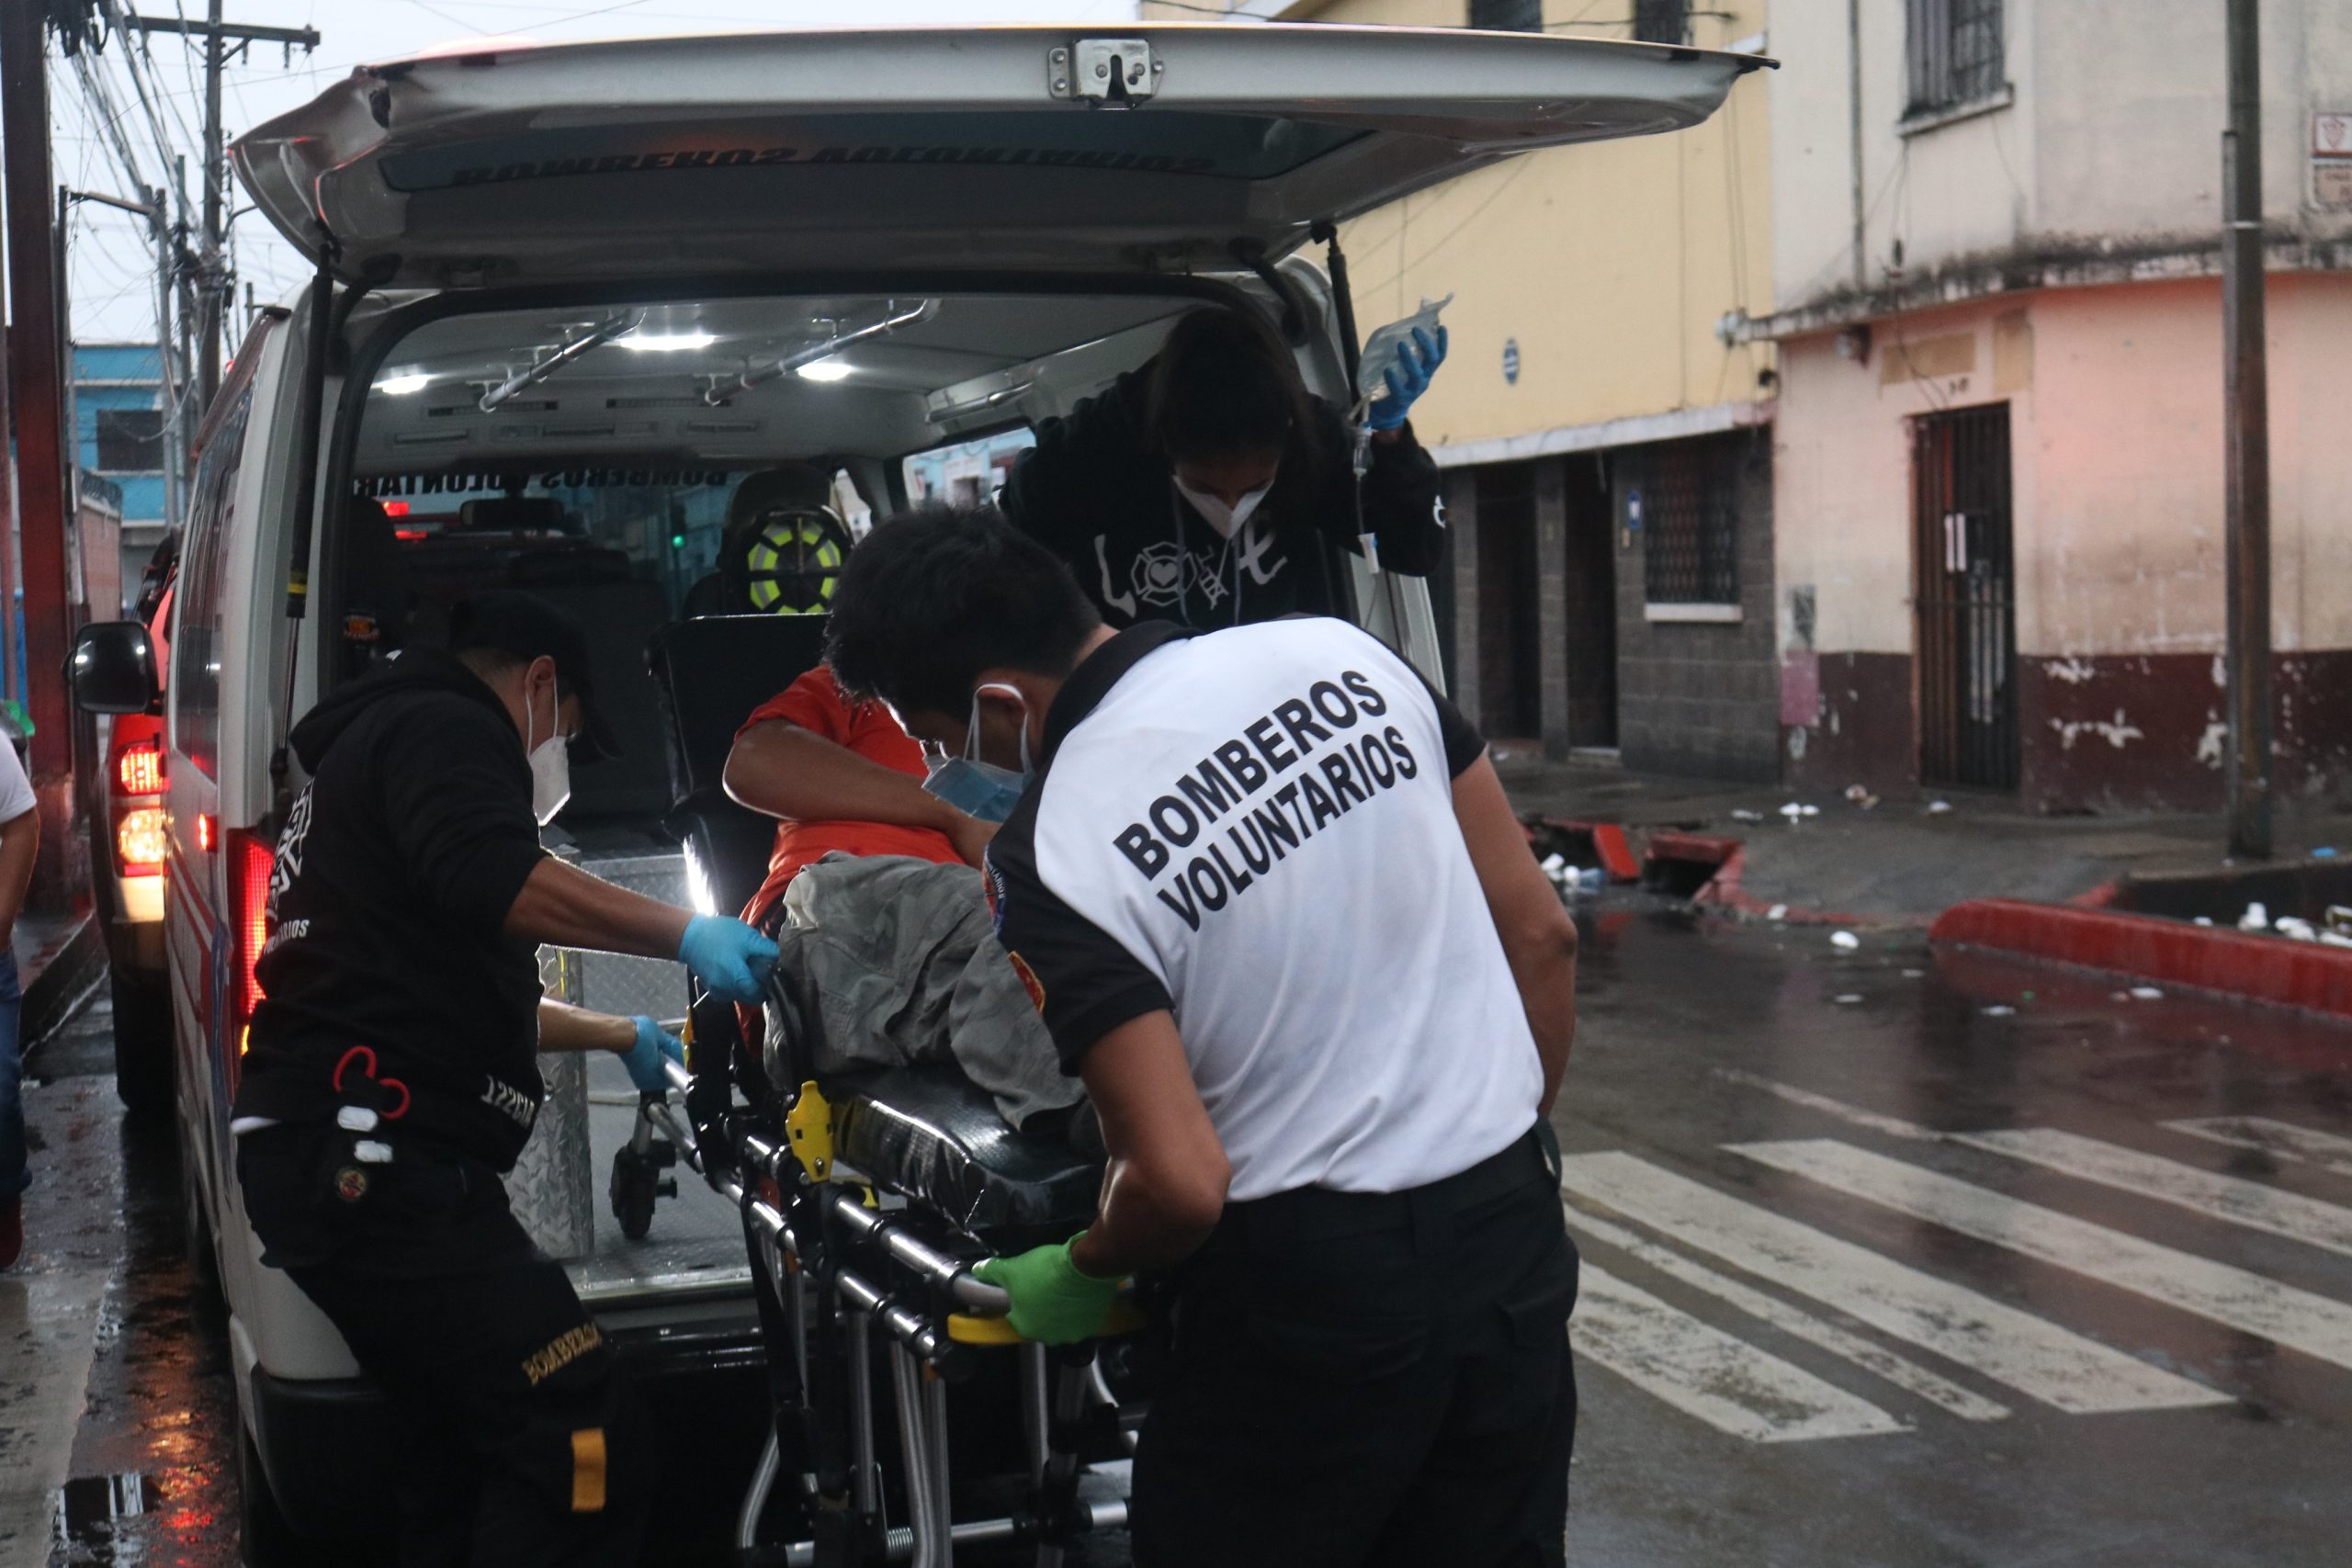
[946,1297,1148,1347]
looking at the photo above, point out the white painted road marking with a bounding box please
[1711,1067,1936,1141]
[0,1270,109,1568]
[1566,1205,2011,1422]
[1736,1138,2352,1374]
[1572,1260,1908,1443]
[1962,1127,2352,1260]
[2165,1117,2352,1181]
[1562,1152,2223,1414]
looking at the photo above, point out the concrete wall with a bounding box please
[1612,431,1781,781]
[1770,0,2352,313]
[1774,273,2352,809]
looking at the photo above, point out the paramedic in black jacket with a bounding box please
[232,592,777,1568]
[999,305,1449,629]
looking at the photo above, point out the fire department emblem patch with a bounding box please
[1006,951,1046,1015]
[334,1167,370,1203]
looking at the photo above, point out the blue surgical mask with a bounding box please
[922,683,1033,824]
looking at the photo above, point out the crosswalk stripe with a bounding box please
[1961,1127,2352,1260]
[2165,1117,2352,1180]
[1562,1153,2221,1414]
[1736,1138,2352,1374]
[1572,1259,1908,1443]
[1565,1205,2010,1421]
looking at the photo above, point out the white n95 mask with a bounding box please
[526,680,571,826]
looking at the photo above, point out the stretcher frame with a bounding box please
[616,993,1138,1568]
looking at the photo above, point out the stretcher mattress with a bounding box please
[827,1066,1102,1249]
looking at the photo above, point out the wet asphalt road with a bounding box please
[15,903,2352,1565]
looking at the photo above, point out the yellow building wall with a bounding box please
[1156,0,1778,452]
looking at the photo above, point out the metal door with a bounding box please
[1913,404,2018,789]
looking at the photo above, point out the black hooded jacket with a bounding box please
[232,649,550,1170]
[999,369,1446,630]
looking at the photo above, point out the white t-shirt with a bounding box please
[986,618,1542,1202]
[0,737,34,826]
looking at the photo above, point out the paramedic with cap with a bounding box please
[824,509,1580,1568]
[999,305,1448,630]
[232,590,778,1567]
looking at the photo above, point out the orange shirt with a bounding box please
[737,666,962,929]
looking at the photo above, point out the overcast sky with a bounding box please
[54,0,1150,344]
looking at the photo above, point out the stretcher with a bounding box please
[611,614,1143,1566]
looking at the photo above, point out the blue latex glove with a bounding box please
[1367,325,1447,431]
[621,1015,685,1095]
[677,914,779,1005]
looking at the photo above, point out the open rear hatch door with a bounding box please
[232,23,1764,288]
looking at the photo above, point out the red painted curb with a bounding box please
[1533,817,1644,883]
[1930,897,2352,1019]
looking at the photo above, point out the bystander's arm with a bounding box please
[0,807,39,940]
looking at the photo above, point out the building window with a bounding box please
[1467,0,1541,33]
[1633,0,1689,45]
[1907,0,2005,116]
[95,407,164,472]
[1642,434,1744,608]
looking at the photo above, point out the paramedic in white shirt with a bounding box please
[823,505,1579,1568]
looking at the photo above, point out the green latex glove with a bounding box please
[972,1234,1125,1345]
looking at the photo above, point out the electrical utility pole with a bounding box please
[122,6,317,406]
[2222,0,2273,860]
[2,0,80,791]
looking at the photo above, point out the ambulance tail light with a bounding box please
[230,831,275,1062]
[116,808,169,874]
[115,740,164,796]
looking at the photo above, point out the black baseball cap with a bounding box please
[448,590,619,761]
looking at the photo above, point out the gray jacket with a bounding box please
[765,853,1081,1130]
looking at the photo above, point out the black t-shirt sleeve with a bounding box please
[985,818,1171,1074]
[376,697,548,938]
[1410,669,1486,778]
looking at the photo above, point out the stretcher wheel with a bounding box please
[608,1129,678,1241]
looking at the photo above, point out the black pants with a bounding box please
[237,1125,651,1568]
[1132,1129,1578,1568]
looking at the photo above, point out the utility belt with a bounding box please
[1212,1123,1559,1262]
[298,1045,526,1216]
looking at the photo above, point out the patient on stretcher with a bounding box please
[722,664,1088,1140]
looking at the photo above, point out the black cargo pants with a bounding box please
[237,1124,652,1568]
[1131,1127,1578,1568]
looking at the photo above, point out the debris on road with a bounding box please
[1779,802,1822,820]
[2239,902,2270,932]
[1982,1004,2016,1016]
[1926,799,1953,814]
[1835,993,1863,1005]
[1731,807,1766,824]
[1831,931,1861,951]
[1767,903,1789,921]
[2129,986,2165,999]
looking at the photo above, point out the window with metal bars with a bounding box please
[95,407,164,472]
[1467,0,1542,33]
[1906,0,2005,116]
[1633,0,1690,45]
[1641,434,1744,606]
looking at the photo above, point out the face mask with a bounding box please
[1172,473,1274,540]
[525,674,571,827]
[922,683,1032,824]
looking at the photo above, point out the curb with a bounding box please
[1930,897,2352,1020]
[23,913,103,1046]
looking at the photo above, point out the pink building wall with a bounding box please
[1773,274,2352,811]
